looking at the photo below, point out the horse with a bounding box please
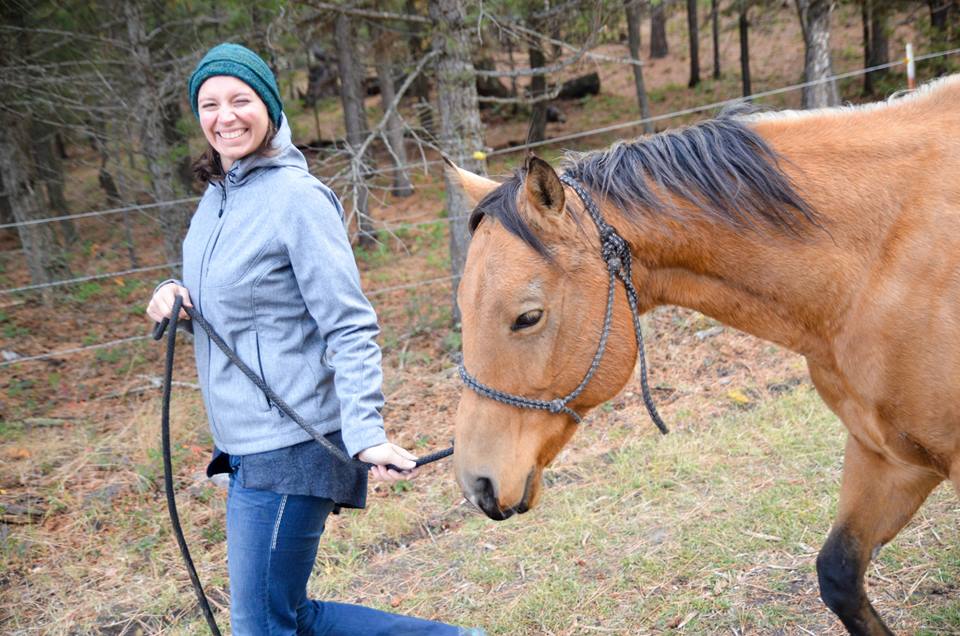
[447,74,960,636]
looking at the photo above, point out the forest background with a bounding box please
[2,0,959,634]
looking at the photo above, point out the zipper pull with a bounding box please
[218,183,226,218]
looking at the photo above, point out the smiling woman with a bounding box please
[144,42,483,636]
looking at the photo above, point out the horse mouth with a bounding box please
[477,470,537,521]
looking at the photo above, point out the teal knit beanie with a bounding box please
[188,43,283,126]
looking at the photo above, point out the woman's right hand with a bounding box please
[147,283,193,322]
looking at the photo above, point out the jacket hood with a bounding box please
[226,114,307,185]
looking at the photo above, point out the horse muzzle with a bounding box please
[467,470,537,521]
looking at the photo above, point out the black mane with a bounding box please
[469,108,818,258]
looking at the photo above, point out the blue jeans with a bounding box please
[226,473,468,635]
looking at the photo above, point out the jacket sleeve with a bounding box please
[279,179,387,458]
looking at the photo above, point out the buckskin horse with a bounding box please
[447,75,960,635]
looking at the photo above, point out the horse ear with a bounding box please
[443,157,499,208]
[523,155,565,218]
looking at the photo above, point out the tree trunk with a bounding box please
[29,118,77,245]
[124,0,189,272]
[625,0,654,133]
[861,0,872,94]
[928,0,951,31]
[712,0,721,79]
[335,12,374,247]
[0,2,66,303]
[739,1,751,97]
[526,3,548,144]
[927,0,953,75]
[0,175,12,228]
[406,0,434,135]
[687,0,701,87]
[796,0,839,108]
[866,1,889,89]
[373,24,414,198]
[0,122,62,305]
[429,0,487,324]
[650,1,669,58]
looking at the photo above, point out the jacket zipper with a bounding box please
[218,182,227,217]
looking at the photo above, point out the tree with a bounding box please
[428,0,487,323]
[30,119,77,245]
[625,0,654,133]
[739,0,751,96]
[687,0,701,87]
[406,0,435,134]
[0,1,70,302]
[334,11,375,247]
[796,0,839,108]
[861,0,890,95]
[122,0,195,271]
[525,1,549,144]
[650,0,669,58]
[712,0,721,79]
[373,23,414,198]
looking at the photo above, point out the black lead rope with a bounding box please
[158,299,222,636]
[154,295,453,634]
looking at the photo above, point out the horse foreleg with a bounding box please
[817,435,941,636]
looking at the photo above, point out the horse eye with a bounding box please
[511,309,543,331]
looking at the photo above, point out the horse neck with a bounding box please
[606,114,909,359]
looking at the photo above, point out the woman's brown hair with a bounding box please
[192,120,279,184]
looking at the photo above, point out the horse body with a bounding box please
[451,75,960,634]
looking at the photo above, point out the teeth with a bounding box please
[220,129,246,140]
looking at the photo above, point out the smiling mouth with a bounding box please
[218,129,248,140]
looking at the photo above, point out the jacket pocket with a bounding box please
[252,330,272,412]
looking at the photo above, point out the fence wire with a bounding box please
[3,49,959,367]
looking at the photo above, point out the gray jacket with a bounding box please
[169,116,386,458]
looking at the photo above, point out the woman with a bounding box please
[147,43,480,636]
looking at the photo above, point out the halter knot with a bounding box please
[548,399,566,414]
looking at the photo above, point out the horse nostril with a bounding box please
[474,477,496,506]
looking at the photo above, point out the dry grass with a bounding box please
[4,310,958,634]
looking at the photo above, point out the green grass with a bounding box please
[301,387,958,635]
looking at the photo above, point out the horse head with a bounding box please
[449,156,642,520]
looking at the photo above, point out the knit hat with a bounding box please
[188,43,283,126]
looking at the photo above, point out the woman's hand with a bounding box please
[357,442,419,482]
[147,283,193,322]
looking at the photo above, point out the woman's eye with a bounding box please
[511,309,543,331]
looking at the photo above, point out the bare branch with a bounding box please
[303,2,430,24]
[353,49,441,162]
[474,11,603,78]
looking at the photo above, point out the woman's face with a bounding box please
[197,75,270,171]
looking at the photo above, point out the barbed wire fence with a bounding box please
[2,46,958,369]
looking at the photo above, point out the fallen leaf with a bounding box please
[726,388,751,405]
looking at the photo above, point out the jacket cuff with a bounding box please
[342,423,388,459]
[154,278,182,295]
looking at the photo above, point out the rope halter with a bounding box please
[458,173,668,434]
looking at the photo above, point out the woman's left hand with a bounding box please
[357,442,419,482]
